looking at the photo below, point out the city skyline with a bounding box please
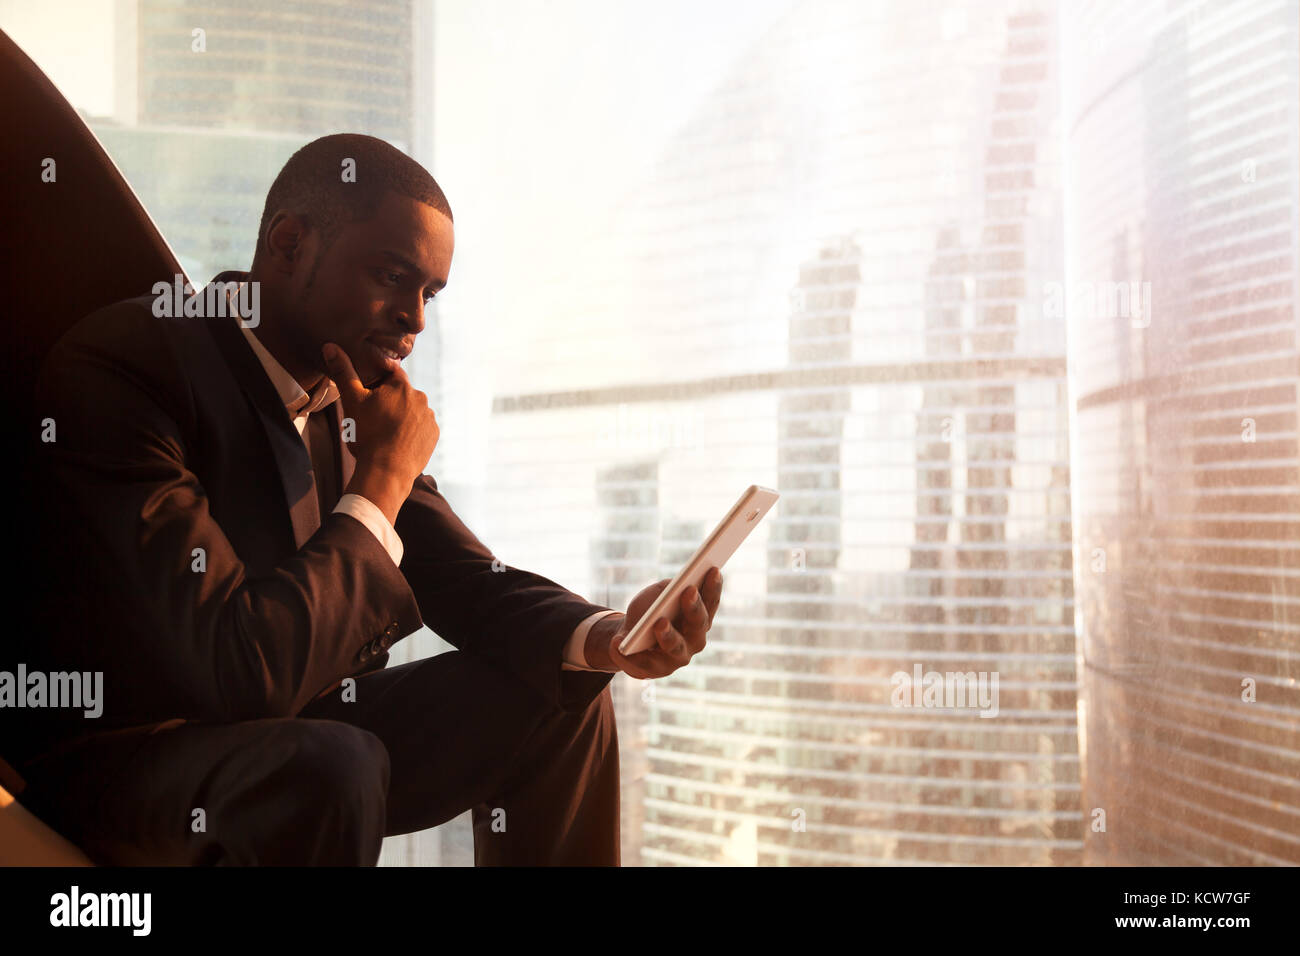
[1063,0,1300,865]
[2,0,1295,866]
[484,0,1081,864]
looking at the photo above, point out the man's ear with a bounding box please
[264,211,310,274]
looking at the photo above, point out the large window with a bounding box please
[5,0,1295,866]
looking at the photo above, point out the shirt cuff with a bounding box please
[561,609,623,672]
[333,493,404,567]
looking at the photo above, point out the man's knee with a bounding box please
[528,683,617,759]
[279,720,390,794]
[214,720,390,865]
[274,720,389,819]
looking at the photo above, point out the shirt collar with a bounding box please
[223,279,340,419]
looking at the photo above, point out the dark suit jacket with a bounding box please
[17,288,614,764]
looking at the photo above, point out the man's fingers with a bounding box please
[675,586,711,654]
[322,343,365,402]
[653,617,693,664]
[609,626,687,677]
[622,650,680,679]
[609,639,654,680]
[379,361,414,390]
[613,573,720,678]
[702,566,723,620]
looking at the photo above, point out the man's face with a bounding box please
[281,190,454,388]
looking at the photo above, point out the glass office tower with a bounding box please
[1062,0,1300,864]
[90,0,429,278]
[486,0,1080,864]
[132,0,416,140]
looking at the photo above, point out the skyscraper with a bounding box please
[94,0,429,271]
[485,0,1080,864]
[132,0,417,142]
[1062,0,1300,865]
[91,1,444,436]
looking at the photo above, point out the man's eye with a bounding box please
[379,270,402,285]
[422,290,437,304]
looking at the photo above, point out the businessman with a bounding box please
[15,133,722,866]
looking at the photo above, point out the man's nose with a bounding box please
[393,293,426,336]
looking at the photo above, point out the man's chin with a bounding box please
[355,341,405,387]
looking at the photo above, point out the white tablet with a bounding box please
[617,484,780,656]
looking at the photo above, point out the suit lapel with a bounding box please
[204,285,321,549]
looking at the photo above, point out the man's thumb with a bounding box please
[322,343,364,399]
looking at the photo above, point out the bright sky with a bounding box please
[0,0,796,295]
[431,0,797,316]
[0,0,116,113]
[430,0,798,476]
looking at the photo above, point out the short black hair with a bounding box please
[253,133,452,282]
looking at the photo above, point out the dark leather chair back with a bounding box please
[0,27,185,769]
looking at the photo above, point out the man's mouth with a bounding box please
[366,338,410,372]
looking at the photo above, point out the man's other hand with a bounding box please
[586,567,723,679]
[323,341,439,525]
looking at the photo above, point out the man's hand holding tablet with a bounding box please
[582,567,724,679]
[582,485,779,679]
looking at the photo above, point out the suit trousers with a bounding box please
[16,650,621,866]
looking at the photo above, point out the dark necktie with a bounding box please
[304,405,342,523]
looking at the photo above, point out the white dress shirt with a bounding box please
[234,314,621,672]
